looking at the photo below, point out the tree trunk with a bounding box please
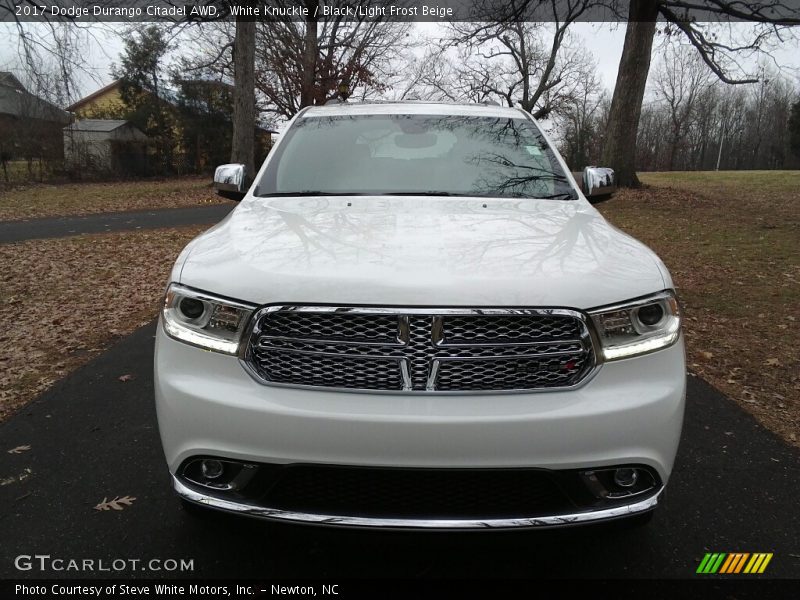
[667,127,679,171]
[231,16,256,177]
[300,1,318,108]
[600,0,660,187]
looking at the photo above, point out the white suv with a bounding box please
[155,102,685,529]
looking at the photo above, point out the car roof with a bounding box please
[301,101,530,120]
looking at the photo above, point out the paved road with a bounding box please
[0,204,234,244]
[1,322,798,579]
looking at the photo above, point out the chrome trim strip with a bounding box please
[240,305,601,395]
[398,315,410,344]
[167,284,259,312]
[250,306,592,317]
[252,347,405,360]
[586,289,676,315]
[432,350,587,361]
[431,316,444,345]
[426,360,440,391]
[399,360,412,391]
[173,476,660,529]
[437,338,586,348]
[254,346,585,362]
[258,335,403,347]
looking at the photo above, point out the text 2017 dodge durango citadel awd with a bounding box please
[155,102,685,528]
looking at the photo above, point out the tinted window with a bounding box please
[256,114,577,200]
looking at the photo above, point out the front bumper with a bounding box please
[174,475,662,529]
[155,326,685,527]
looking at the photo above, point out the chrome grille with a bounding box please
[261,312,399,343]
[442,315,582,344]
[255,352,404,390]
[244,308,596,393]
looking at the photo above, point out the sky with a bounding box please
[0,20,797,106]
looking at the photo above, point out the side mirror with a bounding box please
[213,163,248,201]
[582,166,617,204]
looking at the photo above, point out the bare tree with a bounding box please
[632,64,798,171]
[230,16,256,175]
[789,97,800,160]
[557,69,607,169]
[182,1,412,120]
[601,0,800,186]
[260,8,412,116]
[300,0,318,108]
[1,2,116,106]
[652,44,712,170]
[430,0,592,119]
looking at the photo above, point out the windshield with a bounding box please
[255,114,577,200]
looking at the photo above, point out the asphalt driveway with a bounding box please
[0,204,233,243]
[0,322,798,579]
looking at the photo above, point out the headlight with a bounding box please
[589,291,681,361]
[161,283,255,355]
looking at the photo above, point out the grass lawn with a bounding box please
[598,170,799,447]
[0,177,230,221]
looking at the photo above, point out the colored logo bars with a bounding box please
[696,553,773,574]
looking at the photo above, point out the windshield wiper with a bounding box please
[520,192,577,200]
[543,193,577,200]
[377,191,456,197]
[257,190,575,200]
[257,191,374,197]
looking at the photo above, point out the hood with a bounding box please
[178,195,666,309]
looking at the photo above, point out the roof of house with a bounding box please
[64,119,131,132]
[69,78,279,134]
[0,72,25,91]
[0,71,70,124]
[66,80,123,112]
[67,79,179,112]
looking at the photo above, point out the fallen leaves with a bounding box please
[0,177,230,221]
[7,445,31,454]
[600,173,800,448]
[0,467,32,486]
[0,225,205,422]
[94,495,137,511]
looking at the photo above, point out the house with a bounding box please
[64,119,149,175]
[69,79,276,173]
[65,80,128,118]
[0,72,70,161]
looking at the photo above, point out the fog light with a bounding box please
[614,468,639,488]
[200,459,224,480]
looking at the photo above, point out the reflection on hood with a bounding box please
[180,196,665,308]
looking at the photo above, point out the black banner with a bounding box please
[3,579,800,600]
[2,0,800,23]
